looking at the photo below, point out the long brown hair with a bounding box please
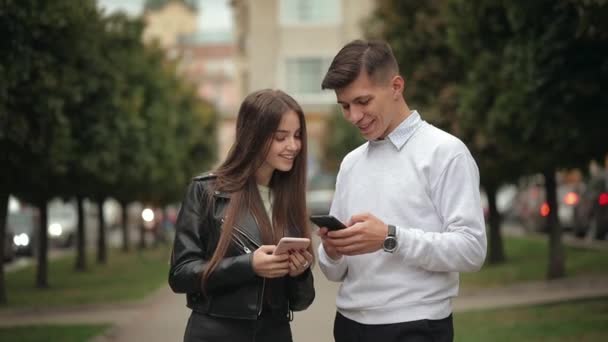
[202,89,311,288]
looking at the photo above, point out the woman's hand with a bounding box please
[252,245,290,278]
[288,249,313,277]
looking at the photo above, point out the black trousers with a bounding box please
[184,311,292,342]
[334,311,453,342]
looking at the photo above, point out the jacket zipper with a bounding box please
[234,221,265,316]
[258,278,266,316]
[223,217,252,254]
[248,214,266,316]
[232,234,251,254]
[232,220,266,316]
[233,224,261,248]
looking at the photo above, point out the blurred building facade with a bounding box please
[143,0,240,161]
[143,1,198,48]
[231,0,375,173]
[176,31,240,159]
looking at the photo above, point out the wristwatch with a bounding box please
[383,224,398,253]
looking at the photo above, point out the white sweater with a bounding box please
[318,111,487,324]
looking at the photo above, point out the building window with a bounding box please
[280,0,340,25]
[285,57,332,95]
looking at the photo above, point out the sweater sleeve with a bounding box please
[317,165,349,282]
[397,152,487,272]
[318,243,347,282]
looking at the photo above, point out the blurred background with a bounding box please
[1,0,608,341]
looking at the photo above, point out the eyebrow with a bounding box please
[337,95,373,105]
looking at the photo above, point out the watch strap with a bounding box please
[387,224,396,237]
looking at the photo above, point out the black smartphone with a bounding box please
[309,215,347,231]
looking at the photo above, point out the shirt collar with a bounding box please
[385,110,423,150]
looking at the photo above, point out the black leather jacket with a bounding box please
[169,173,315,320]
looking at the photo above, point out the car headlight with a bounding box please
[13,233,30,247]
[142,208,155,222]
[49,223,63,237]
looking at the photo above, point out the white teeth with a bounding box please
[359,121,372,130]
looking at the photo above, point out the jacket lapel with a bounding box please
[214,190,263,247]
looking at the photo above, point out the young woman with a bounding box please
[169,89,315,342]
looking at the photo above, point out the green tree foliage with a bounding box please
[1,0,100,290]
[368,0,521,264]
[321,108,365,173]
[367,0,462,126]
[0,0,218,303]
[447,0,608,278]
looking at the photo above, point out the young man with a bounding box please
[317,39,487,342]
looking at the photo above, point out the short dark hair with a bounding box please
[321,39,399,90]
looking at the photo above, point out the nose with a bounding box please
[345,106,364,125]
[286,137,300,151]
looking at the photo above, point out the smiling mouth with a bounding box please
[280,155,296,160]
[358,120,373,132]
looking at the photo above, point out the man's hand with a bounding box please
[317,227,343,260]
[252,245,290,278]
[327,213,388,256]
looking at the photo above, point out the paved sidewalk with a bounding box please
[1,269,608,341]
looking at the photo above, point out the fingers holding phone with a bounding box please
[288,249,313,277]
[252,245,290,278]
[317,227,343,261]
[310,215,346,231]
[270,237,313,277]
[328,212,387,255]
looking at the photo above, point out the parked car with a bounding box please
[574,172,608,239]
[512,174,588,233]
[480,184,518,221]
[8,206,37,256]
[8,196,78,255]
[306,173,336,216]
[47,198,77,248]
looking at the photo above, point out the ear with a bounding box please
[391,75,405,99]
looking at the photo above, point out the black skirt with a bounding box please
[184,310,293,342]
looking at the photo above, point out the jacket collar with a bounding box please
[212,189,231,199]
[214,190,263,246]
[234,211,263,246]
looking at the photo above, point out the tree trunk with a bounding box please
[139,204,147,250]
[545,169,566,279]
[0,191,9,304]
[138,219,146,250]
[74,195,86,271]
[159,206,168,246]
[96,199,107,264]
[121,201,130,253]
[486,184,506,264]
[36,199,49,288]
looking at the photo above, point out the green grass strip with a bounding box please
[0,324,109,342]
[455,296,608,341]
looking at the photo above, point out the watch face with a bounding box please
[384,237,397,251]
